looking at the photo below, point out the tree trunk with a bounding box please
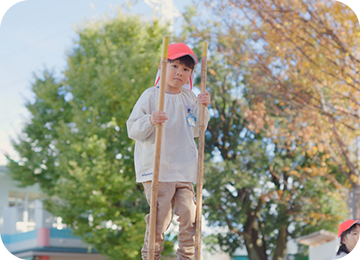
[242,199,268,260]
[349,184,360,219]
[272,225,288,260]
[243,232,267,260]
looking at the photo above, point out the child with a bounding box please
[332,219,360,259]
[126,42,210,260]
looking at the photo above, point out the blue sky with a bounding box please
[0,0,193,165]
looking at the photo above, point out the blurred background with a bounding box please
[0,1,360,260]
[0,0,191,165]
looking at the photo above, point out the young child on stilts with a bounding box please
[332,219,360,259]
[126,43,211,260]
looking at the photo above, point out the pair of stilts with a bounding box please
[148,36,208,260]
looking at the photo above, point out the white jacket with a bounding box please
[331,252,360,260]
[126,87,210,183]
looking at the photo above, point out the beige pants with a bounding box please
[141,181,196,260]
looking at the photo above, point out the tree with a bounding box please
[205,0,360,219]
[6,10,171,260]
[177,6,348,260]
[202,47,346,260]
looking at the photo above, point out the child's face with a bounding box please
[343,224,360,251]
[165,59,192,94]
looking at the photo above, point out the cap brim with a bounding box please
[347,220,360,230]
[351,220,360,227]
[168,53,198,65]
[338,220,360,238]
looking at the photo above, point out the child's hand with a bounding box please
[150,110,168,125]
[198,92,211,107]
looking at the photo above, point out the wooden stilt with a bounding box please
[195,41,208,260]
[148,36,169,260]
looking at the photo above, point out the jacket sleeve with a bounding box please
[126,89,156,142]
[192,98,210,138]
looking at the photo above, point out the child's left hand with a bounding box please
[198,92,211,107]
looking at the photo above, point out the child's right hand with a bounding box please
[150,110,168,125]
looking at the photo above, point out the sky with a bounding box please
[0,0,193,166]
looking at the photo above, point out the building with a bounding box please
[0,166,106,260]
[297,229,338,260]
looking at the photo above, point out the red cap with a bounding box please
[168,43,198,65]
[338,220,360,238]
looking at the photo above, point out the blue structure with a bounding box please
[1,227,103,260]
[0,166,106,260]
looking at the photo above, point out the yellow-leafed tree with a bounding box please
[206,0,360,219]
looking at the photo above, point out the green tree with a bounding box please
[7,10,171,260]
[203,48,346,260]
[178,7,348,260]
[204,0,360,219]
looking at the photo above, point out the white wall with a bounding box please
[0,166,42,233]
[202,249,231,260]
[309,239,339,260]
[0,167,41,208]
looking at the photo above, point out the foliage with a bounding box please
[178,4,349,260]
[7,2,357,259]
[205,0,360,218]
[202,48,346,260]
[7,10,171,260]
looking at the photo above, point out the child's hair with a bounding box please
[336,223,360,255]
[168,55,195,71]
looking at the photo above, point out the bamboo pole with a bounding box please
[148,36,169,260]
[195,41,208,260]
